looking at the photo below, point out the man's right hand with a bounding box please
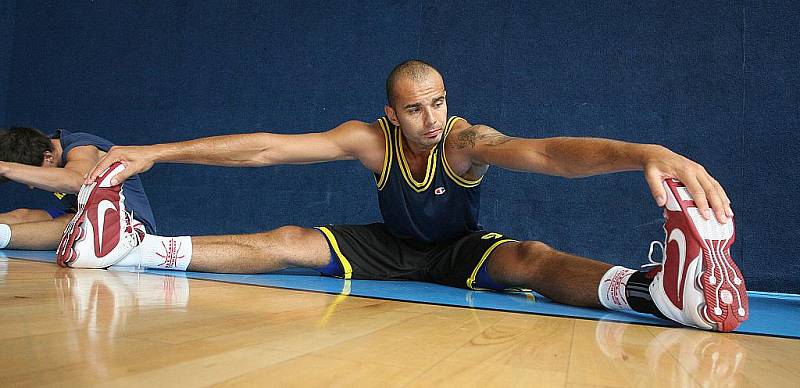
[85,145,158,185]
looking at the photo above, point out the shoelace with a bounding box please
[643,240,665,269]
[121,210,146,270]
[123,210,144,247]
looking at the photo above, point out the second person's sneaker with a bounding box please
[56,162,143,268]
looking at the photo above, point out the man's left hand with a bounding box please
[643,146,733,224]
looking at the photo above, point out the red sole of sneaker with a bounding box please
[666,179,749,331]
[56,182,94,267]
[55,163,123,267]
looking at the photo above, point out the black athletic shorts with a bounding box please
[314,223,517,290]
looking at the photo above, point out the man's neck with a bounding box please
[401,134,435,159]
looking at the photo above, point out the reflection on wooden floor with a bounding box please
[1,258,799,387]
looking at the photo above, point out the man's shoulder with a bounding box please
[443,117,479,148]
[448,116,473,132]
[333,119,381,131]
[60,130,113,158]
[330,120,384,142]
[327,119,386,151]
[324,119,387,173]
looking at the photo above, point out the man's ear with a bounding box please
[42,151,55,167]
[384,105,399,126]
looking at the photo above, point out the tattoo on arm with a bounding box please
[480,133,514,146]
[456,128,478,149]
[455,125,513,149]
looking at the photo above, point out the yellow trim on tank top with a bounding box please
[375,118,393,190]
[395,125,437,193]
[315,227,353,280]
[466,238,516,290]
[442,116,483,188]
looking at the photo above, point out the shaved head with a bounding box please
[385,59,442,106]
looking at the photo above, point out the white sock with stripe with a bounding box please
[598,266,637,311]
[114,235,192,271]
[0,224,11,249]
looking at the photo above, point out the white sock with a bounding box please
[115,235,192,271]
[114,246,143,268]
[0,224,11,249]
[598,266,637,311]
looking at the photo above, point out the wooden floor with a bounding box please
[1,258,799,387]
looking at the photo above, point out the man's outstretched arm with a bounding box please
[453,124,733,223]
[0,146,101,193]
[86,120,383,185]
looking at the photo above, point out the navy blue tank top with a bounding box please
[375,116,482,243]
[52,129,157,233]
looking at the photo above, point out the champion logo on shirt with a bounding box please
[434,187,446,195]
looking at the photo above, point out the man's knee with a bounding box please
[2,208,27,218]
[273,225,319,243]
[516,240,557,270]
[490,240,556,286]
[0,209,42,224]
[271,225,329,267]
[516,240,553,258]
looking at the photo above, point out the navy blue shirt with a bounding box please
[375,116,482,243]
[52,129,157,233]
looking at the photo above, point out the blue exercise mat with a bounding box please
[4,250,798,339]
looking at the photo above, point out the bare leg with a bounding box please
[186,226,331,273]
[0,208,54,225]
[6,214,72,250]
[487,241,612,308]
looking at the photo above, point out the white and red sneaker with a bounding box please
[56,162,144,269]
[648,179,748,332]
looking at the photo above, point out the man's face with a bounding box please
[385,72,448,149]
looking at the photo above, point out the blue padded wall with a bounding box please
[2,1,798,293]
[0,1,13,127]
[740,1,800,292]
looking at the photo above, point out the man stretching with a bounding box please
[59,60,746,332]
[0,127,156,250]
